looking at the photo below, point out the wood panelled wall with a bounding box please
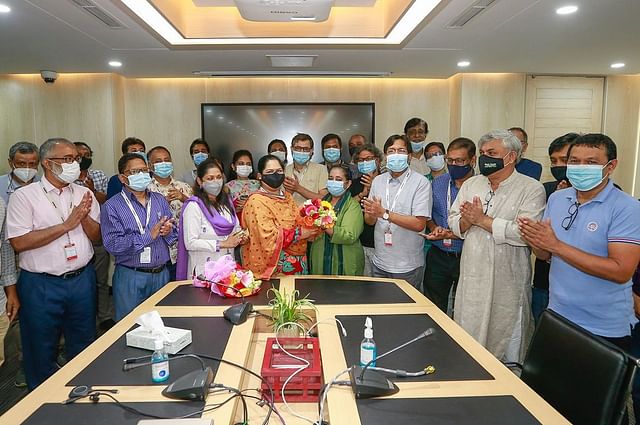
[1,72,639,195]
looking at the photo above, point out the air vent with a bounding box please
[69,0,126,29]
[446,0,497,28]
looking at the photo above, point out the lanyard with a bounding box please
[385,170,411,213]
[41,183,74,223]
[121,191,152,234]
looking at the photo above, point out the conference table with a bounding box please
[1,276,570,424]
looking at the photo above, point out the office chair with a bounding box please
[520,309,638,425]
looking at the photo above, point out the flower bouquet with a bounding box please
[298,198,337,229]
[192,254,262,298]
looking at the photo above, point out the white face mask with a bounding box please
[236,165,253,178]
[271,151,286,163]
[13,167,37,183]
[53,161,81,184]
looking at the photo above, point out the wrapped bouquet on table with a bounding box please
[192,254,262,298]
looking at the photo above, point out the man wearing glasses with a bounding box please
[101,153,177,322]
[0,141,40,205]
[519,134,640,352]
[284,133,328,206]
[6,138,101,390]
[448,129,545,362]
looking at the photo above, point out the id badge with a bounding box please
[140,246,152,264]
[443,239,452,248]
[384,226,393,246]
[64,243,78,261]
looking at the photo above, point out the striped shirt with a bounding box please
[431,173,463,253]
[101,189,177,268]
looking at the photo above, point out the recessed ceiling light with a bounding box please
[108,60,122,67]
[0,4,11,13]
[610,62,625,69]
[556,5,578,15]
[457,61,471,67]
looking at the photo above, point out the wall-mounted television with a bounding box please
[201,103,375,171]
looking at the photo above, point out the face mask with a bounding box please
[348,146,357,156]
[53,161,81,184]
[323,148,341,163]
[448,164,472,180]
[410,141,425,152]
[236,165,253,178]
[326,180,346,197]
[292,151,311,165]
[386,154,409,173]
[479,153,512,176]
[270,151,287,163]
[426,154,446,172]
[133,151,147,162]
[262,173,285,189]
[127,172,152,192]
[193,152,208,166]
[203,180,223,196]
[79,157,92,171]
[357,159,377,175]
[551,166,567,182]
[13,167,37,182]
[153,162,173,178]
[566,163,609,192]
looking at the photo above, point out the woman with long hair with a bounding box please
[176,158,246,280]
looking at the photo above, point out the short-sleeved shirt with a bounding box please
[0,173,40,206]
[74,169,108,194]
[285,162,328,206]
[408,152,431,177]
[545,180,640,337]
[369,169,432,273]
[430,173,463,253]
[6,176,100,274]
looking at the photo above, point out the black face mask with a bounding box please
[262,173,285,189]
[479,154,509,176]
[550,166,567,182]
[80,157,92,171]
[348,147,357,156]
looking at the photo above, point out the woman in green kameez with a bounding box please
[310,165,364,276]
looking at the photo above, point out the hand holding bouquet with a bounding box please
[298,198,337,230]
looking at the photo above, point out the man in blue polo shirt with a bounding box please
[519,133,640,350]
[421,137,476,314]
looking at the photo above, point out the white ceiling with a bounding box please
[0,0,638,78]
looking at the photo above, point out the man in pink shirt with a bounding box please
[7,138,100,390]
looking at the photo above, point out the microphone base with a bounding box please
[223,302,253,325]
[349,366,400,399]
[161,367,213,401]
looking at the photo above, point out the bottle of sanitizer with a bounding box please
[360,317,377,367]
[151,339,170,383]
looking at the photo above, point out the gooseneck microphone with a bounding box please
[195,274,253,325]
[350,328,435,399]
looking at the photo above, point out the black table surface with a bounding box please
[336,314,493,382]
[294,278,415,305]
[68,317,233,386]
[22,401,205,425]
[156,279,279,306]
[356,396,541,424]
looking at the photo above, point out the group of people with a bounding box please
[0,118,638,402]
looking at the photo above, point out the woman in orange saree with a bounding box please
[242,155,316,280]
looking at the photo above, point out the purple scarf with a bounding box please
[176,196,238,280]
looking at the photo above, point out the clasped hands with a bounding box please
[64,192,93,231]
[283,176,300,193]
[362,196,385,218]
[151,216,174,240]
[517,217,560,254]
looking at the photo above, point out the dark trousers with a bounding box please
[18,266,96,390]
[422,246,461,313]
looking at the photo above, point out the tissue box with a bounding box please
[126,326,192,355]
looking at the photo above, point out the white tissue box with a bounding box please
[125,326,192,355]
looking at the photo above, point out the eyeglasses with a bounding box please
[425,152,444,160]
[484,190,495,214]
[387,148,408,155]
[562,202,580,230]
[355,156,376,163]
[49,156,81,164]
[293,147,312,153]
[406,129,426,137]
[446,157,468,166]
[123,168,149,176]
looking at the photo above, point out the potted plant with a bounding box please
[268,288,315,338]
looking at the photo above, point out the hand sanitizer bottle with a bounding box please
[360,317,377,367]
[151,339,170,383]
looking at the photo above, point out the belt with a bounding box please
[121,265,166,274]
[42,265,89,280]
[433,245,462,258]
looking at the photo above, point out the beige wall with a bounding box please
[0,72,638,195]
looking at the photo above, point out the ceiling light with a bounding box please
[610,62,625,69]
[457,61,471,67]
[556,5,578,15]
[108,60,123,67]
[0,4,11,13]
[193,70,392,77]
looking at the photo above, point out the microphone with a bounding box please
[195,273,253,325]
[350,328,435,399]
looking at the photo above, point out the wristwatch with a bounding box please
[382,210,390,221]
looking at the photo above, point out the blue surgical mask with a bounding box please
[566,163,609,192]
[193,152,208,166]
[357,159,377,175]
[127,172,152,192]
[426,153,446,172]
[386,154,409,173]
[133,151,147,162]
[410,141,425,152]
[292,151,311,165]
[326,180,346,197]
[153,162,173,178]
[323,148,341,163]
